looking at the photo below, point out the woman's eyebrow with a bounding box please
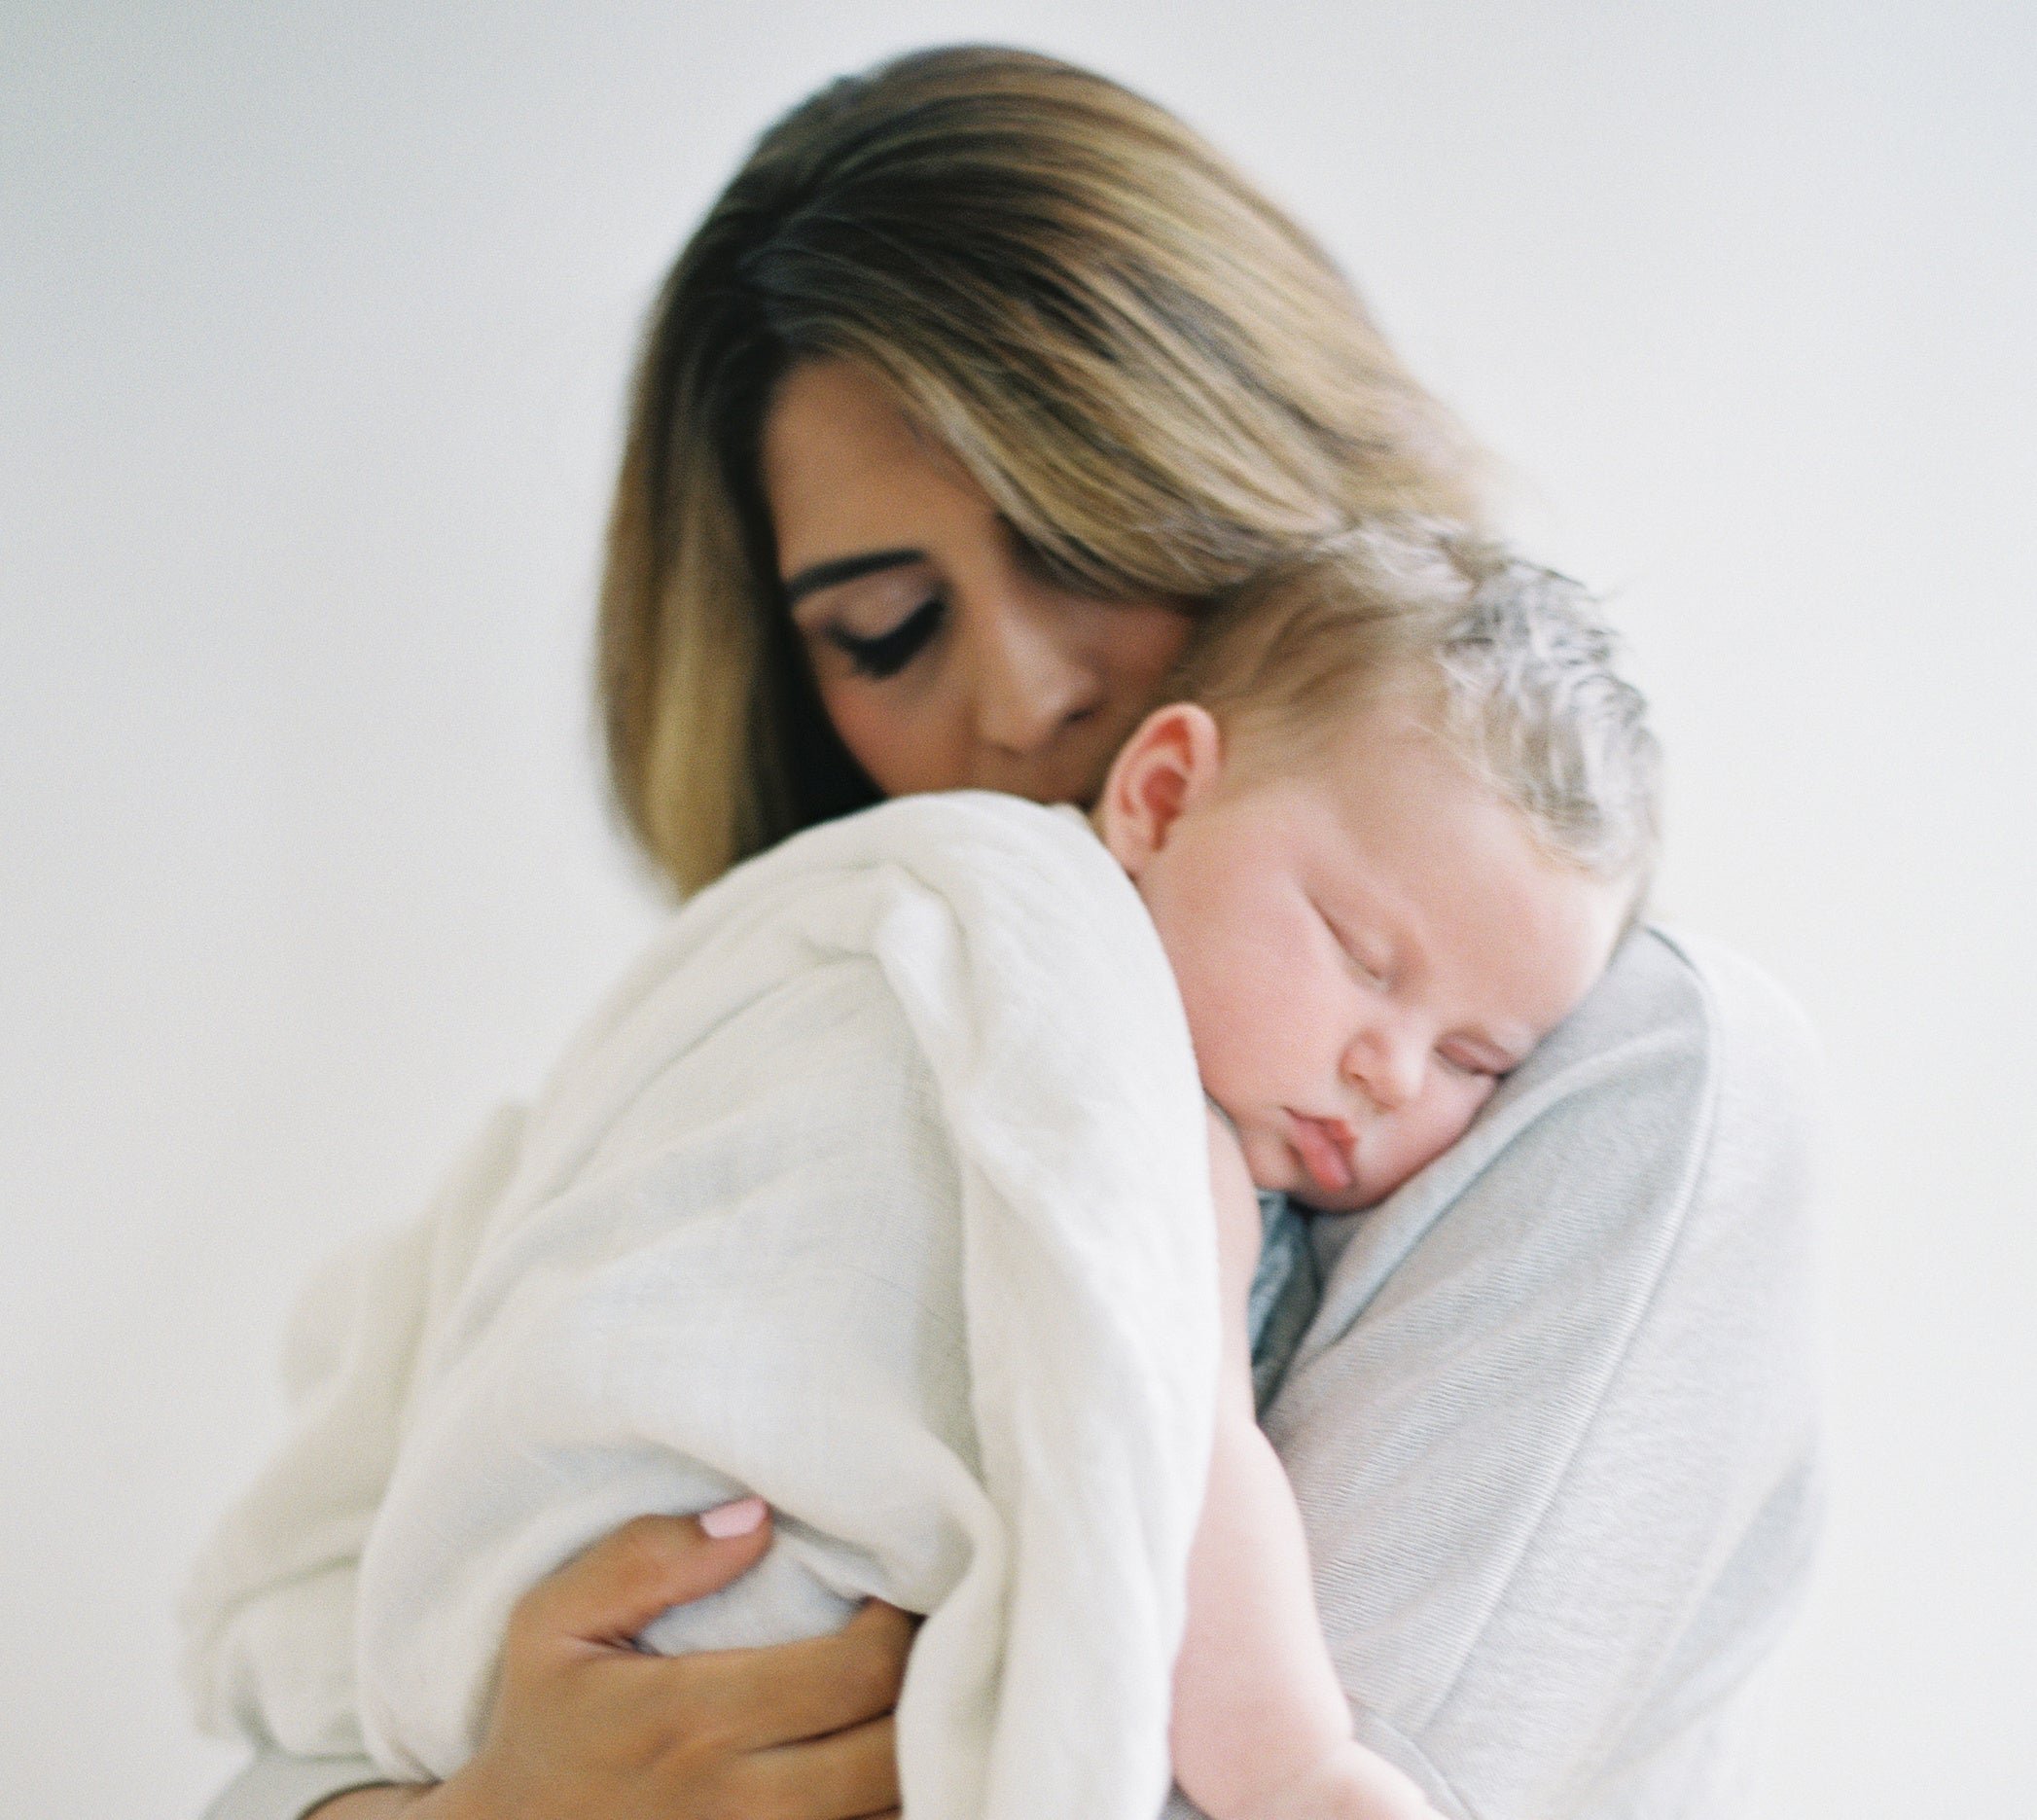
[781,548,923,604]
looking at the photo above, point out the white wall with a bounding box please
[5,4,2030,1814]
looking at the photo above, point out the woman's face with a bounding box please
[761,359,1196,805]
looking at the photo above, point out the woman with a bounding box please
[191,46,1820,1820]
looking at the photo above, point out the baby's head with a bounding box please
[1095,522,1661,1211]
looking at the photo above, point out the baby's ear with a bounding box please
[1096,703,1224,875]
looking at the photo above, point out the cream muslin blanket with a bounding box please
[183,792,1221,1819]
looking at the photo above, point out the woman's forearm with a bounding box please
[207,1504,911,1820]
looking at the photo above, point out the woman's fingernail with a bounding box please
[699,1495,768,1539]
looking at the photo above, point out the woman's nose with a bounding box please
[1343,1024,1427,1112]
[967,589,1098,755]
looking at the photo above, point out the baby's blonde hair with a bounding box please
[1169,521,1662,900]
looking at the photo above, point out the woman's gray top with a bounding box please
[199,926,1823,1820]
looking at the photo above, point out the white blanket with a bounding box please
[184,792,1220,1820]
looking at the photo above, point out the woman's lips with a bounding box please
[1287,1113,1356,1196]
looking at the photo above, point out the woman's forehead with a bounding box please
[761,360,987,572]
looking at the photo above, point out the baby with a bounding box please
[1093,527,1656,1817]
[183,523,1658,1820]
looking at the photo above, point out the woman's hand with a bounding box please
[315,1504,911,1820]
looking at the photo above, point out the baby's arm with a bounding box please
[1170,1112,1438,1820]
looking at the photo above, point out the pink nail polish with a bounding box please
[699,1495,768,1539]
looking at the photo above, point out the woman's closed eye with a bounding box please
[826,595,946,678]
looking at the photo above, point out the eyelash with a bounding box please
[827,597,945,679]
[1323,914,1388,992]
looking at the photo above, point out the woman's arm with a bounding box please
[189,1104,915,1820]
[206,1511,913,1820]
[1169,929,1823,1819]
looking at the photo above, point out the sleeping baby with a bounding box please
[182,521,1659,1820]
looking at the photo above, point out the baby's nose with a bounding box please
[1345,1027,1426,1111]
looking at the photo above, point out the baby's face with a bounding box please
[1100,698,1629,1211]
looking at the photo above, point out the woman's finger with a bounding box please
[649,1598,917,1752]
[512,1506,773,1651]
[737,1713,901,1820]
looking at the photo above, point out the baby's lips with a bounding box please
[1288,1113,1356,1195]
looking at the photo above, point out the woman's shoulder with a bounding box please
[1527,922,1825,1253]
[1569,921,1820,1084]
[1301,922,1825,1353]
[1466,921,1822,1199]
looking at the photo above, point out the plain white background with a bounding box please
[4,3,2031,1814]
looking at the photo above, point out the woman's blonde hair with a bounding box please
[600,44,1485,894]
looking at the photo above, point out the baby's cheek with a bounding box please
[1236,1124,1300,1197]
[1432,1079,1499,1157]
[1391,1085,1496,1191]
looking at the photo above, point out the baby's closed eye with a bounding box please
[1436,1041,1513,1080]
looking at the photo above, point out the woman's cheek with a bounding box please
[825,685,948,798]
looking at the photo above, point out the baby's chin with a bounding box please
[1233,1114,1456,1214]
[1276,1145,1454,1215]
[1283,1177,1395,1216]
